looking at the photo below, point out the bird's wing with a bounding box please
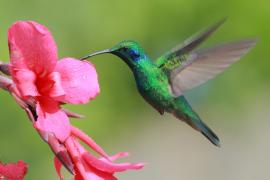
[156,18,226,68]
[169,39,257,96]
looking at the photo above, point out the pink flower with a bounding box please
[3,21,144,179]
[8,21,100,142]
[0,160,28,180]
[54,126,144,180]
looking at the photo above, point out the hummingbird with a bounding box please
[82,19,257,146]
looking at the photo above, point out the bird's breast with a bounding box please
[133,70,173,107]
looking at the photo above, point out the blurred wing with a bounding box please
[156,18,226,68]
[170,39,257,96]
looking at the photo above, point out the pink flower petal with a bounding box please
[74,166,117,180]
[65,137,90,179]
[82,152,144,173]
[8,21,57,75]
[71,126,109,159]
[0,160,28,180]
[12,69,39,97]
[67,138,117,180]
[105,152,129,162]
[36,96,59,113]
[55,58,100,104]
[54,157,64,180]
[35,98,70,142]
[46,72,65,98]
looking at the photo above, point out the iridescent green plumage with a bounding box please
[82,19,257,146]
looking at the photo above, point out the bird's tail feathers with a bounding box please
[173,110,220,147]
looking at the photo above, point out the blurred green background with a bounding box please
[0,0,269,179]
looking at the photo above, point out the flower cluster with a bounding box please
[0,21,143,179]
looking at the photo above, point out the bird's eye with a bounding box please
[122,47,128,52]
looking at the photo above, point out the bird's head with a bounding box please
[82,40,147,68]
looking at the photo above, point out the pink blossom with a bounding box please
[8,21,100,142]
[2,21,144,179]
[54,126,144,180]
[0,160,28,180]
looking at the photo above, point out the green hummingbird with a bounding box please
[82,19,256,146]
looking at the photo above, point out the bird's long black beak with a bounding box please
[81,49,112,60]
